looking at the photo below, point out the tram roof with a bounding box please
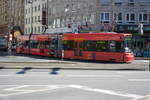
[63,32,131,36]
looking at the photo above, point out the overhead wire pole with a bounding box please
[47,0,49,30]
[28,0,33,54]
[8,0,13,55]
[111,0,115,32]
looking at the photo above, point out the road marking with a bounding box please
[128,79,150,82]
[130,94,150,100]
[4,85,29,91]
[0,85,142,99]
[0,85,65,97]
[68,85,142,98]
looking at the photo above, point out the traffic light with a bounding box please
[42,10,47,25]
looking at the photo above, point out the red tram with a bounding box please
[16,33,134,62]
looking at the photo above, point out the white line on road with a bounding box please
[0,85,143,99]
[68,85,142,98]
[4,85,29,91]
[130,94,150,100]
[0,85,65,97]
[128,79,150,82]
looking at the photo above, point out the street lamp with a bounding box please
[28,0,33,54]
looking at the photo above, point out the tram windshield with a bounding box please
[124,36,132,53]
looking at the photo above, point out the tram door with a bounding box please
[74,41,83,57]
[40,41,44,54]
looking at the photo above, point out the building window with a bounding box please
[118,13,122,21]
[114,13,122,23]
[128,0,134,2]
[26,28,28,34]
[26,9,28,14]
[28,18,30,24]
[126,13,136,23]
[128,0,134,6]
[38,16,40,22]
[34,27,37,33]
[131,13,135,21]
[29,28,30,33]
[35,16,37,22]
[100,0,111,6]
[35,6,37,12]
[26,18,28,24]
[29,8,30,14]
[100,12,110,23]
[114,2,122,6]
[38,26,40,33]
[38,5,40,11]
[31,17,33,23]
[139,13,148,23]
[143,14,148,21]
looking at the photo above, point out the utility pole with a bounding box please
[8,0,13,55]
[28,0,33,54]
[111,0,115,32]
[47,0,49,28]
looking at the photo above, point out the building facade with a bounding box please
[24,0,48,34]
[0,0,10,36]
[47,0,150,34]
[11,0,25,35]
[48,0,98,32]
[0,0,24,38]
[99,0,150,34]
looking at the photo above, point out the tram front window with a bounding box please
[124,36,132,53]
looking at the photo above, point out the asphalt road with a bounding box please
[0,69,150,100]
[0,51,150,100]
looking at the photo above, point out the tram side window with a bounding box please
[109,41,116,52]
[84,41,108,52]
[84,41,95,51]
[109,41,123,52]
[45,41,50,49]
[84,40,123,52]
[95,41,108,52]
[24,41,29,48]
[116,42,123,52]
[31,40,39,48]
[39,41,45,49]
[63,40,74,50]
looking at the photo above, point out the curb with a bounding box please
[135,57,150,60]
[0,61,76,64]
[0,66,146,71]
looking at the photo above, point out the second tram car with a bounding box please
[16,33,134,62]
